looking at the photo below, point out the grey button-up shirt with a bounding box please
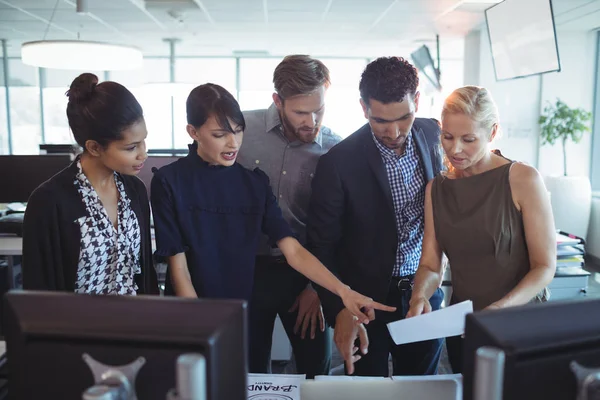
[238,103,341,256]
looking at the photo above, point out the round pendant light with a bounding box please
[21,40,144,71]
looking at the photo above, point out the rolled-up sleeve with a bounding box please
[254,168,294,245]
[150,172,189,257]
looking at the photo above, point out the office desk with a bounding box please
[0,235,22,289]
[0,236,160,290]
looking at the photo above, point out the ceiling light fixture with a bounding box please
[21,40,143,71]
[20,0,143,71]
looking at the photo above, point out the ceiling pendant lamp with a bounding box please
[21,40,143,71]
[20,0,143,71]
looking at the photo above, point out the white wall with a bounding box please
[464,28,596,172]
[463,27,599,254]
[538,31,597,177]
[464,28,542,166]
[588,198,600,260]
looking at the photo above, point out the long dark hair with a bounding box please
[66,73,144,148]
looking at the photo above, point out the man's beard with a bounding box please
[280,111,320,143]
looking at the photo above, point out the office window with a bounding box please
[238,57,368,138]
[0,55,8,155]
[591,31,600,191]
[416,58,464,121]
[0,86,7,155]
[238,58,282,111]
[110,57,171,86]
[8,59,41,155]
[173,58,237,148]
[43,69,103,145]
[321,58,368,138]
[113,58,173,150]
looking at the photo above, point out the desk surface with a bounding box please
[0,236,157,257]
[0,236,22,256]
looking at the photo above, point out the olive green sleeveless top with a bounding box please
[431,162,531,311]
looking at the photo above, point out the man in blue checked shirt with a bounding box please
[307,56,444,377]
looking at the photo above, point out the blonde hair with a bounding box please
[441,86,499,137]
[273,55,330,99]
[441,86,500,175]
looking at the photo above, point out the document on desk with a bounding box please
[387,300,473,345]
[247,373,305,400]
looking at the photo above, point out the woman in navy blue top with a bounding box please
[151,83,394,322]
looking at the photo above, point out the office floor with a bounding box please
[273,258,600,376]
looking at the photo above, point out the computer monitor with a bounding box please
[463,298,600,400]
[3,290,247,400]
[0,155,73,203]
[39,144,80,155]
[137,155,182,197]
[485,0,560,81]
[410,45,442,92]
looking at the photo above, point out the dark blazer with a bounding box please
[307,118,442,326]
[22,160,159,295]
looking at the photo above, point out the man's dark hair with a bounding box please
[359,57,419,106]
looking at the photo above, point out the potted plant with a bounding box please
[539,99,593,237]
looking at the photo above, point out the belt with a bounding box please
[390,274,415,291]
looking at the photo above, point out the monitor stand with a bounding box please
[473,347,505,400]
[81,353,146,400]
[571,361,600,400]
[166,354,207,400]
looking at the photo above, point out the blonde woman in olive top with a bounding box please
[407,86,556,373]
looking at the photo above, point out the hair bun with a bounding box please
[66,73,99,103]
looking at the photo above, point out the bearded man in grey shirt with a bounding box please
[237,55,341,378]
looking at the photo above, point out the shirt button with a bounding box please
[282,171,287,175]
[255,160,260,164]
[279,194,283,198]
[310,173,314,178]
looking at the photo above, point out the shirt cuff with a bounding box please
[154,245,189,257]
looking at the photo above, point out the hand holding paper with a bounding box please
[387,300,473,345]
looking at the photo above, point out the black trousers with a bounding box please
[351,281,445,377]
[248,257,332,378]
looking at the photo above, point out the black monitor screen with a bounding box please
[0,155,73,203]
[3,291,247,400]
[463,298,600,400]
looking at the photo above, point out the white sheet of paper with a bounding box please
[386,300,473,345]
[247,373,305,400]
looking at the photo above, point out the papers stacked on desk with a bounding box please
[556,231,586,272]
